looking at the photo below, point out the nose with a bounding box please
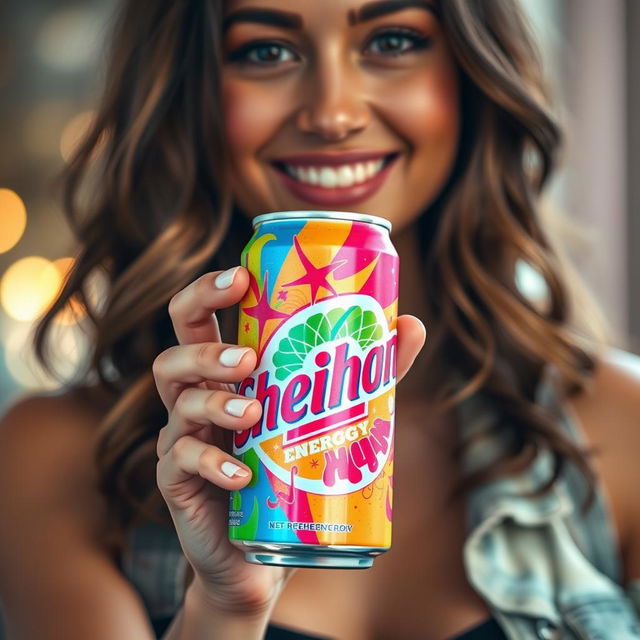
[295,54,371,142]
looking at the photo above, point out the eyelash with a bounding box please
[227,28,432,66]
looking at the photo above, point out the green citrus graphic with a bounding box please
[272,305,383,381]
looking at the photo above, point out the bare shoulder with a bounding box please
[0,390,155,638]
[565,347,640,585]
[567,346,640,442]
[0,387,110,533]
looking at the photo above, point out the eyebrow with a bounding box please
[222,0,438,33]
[350,0,438,26]
[223,8,302,32]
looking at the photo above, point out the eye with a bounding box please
[227,41,297,66]
[366,28,432,57]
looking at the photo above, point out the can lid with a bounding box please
[252,210,392,231]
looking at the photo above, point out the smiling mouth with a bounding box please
[271,152,400,189]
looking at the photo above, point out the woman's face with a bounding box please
[222,0,460,234]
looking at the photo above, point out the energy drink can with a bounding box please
[229,210,399,569]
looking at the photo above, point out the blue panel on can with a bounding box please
[252,218,306,300]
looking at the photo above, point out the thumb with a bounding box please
[395,314,426,383]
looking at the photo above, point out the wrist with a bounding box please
[186,576,274,636]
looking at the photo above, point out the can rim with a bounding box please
[251,210,392,231]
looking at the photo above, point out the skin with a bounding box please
[2,2,640,639]
[221,0,459,237]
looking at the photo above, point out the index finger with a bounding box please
[168,266,249,345]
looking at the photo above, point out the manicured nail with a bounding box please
[215,266,240,289]
[225,398,254,417]
[219,346,250,367]
[221,461,249,478]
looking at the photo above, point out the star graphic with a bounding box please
[310,458,319,468]
[283,235,346,303]
[243,321,251,333]
[247,270,260,299]
[277,290,288,301]
[243,270,289,339]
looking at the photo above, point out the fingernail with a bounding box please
[221,461,249,478]
[219,346,250,367]
[224,398,254,417]
[215,266,240,289]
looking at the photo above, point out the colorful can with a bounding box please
[228,210,399,569]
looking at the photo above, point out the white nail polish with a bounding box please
[225,398,253,417]
[221,461,249,478]
[214,266,240,289]
[219,347,250,367]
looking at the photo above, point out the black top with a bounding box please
[153,616,508,639]
[265,618,507,639]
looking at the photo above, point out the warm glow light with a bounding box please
[60,111,95,162]
[0,189,27,253]
[0,257,62,322]
[52,257,86,325]
[4,321,85,390]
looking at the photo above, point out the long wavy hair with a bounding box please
[34,0,608,560]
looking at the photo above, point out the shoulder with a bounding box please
[588,347,640,403]
[0,391,158,637]
[565,347,640,585]
[564,347,640,481]
[567,347,640,444]
[0,384,110,429]
[0,387,109,476]
[0,387,113,551]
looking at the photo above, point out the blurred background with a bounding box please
[0,0,638,637]
[0,0,638,412]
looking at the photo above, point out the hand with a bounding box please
[153,266,425,617]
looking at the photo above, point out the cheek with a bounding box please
[222,81,288,163]
[383,68,459,157]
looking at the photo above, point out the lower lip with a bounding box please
[272,157,399,207]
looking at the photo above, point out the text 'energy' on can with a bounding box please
[229,210,399,569]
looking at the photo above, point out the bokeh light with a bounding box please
[4,321,86,390]
[515,259,550,313]
[37,7,101,73]
[0,256,61,322]
[60,110,95,163]
[0,188,27,253]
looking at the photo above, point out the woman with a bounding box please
[1,0,639,638]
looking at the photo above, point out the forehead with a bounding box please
[222,0,438,32]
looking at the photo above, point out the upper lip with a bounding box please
[272,150,400,167]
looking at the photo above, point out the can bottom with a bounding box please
[232,540,389,569]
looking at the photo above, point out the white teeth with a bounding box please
[319,167,338,188]
[284,159,387,187]
[353,163,366,183]
[336,165,355,187]
[307,167,320,185]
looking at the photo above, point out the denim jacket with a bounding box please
[459,363,640,639]
[120,364,640,639]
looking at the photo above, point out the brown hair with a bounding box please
[34,0,606,559]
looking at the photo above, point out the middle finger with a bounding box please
[152,342,257,410]
[157,387,262,457]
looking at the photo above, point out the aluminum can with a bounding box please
[228,210,399,569]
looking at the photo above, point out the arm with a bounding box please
[0,394,276,640]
